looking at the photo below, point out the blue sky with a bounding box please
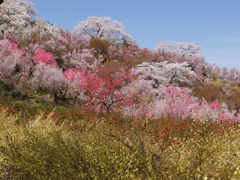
[30,0,240,69]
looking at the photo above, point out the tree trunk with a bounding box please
[53,93,59,105]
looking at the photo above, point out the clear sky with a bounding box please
[30,0,240,69]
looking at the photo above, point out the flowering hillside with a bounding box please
[0,1,239,179]
[0,0,240,121]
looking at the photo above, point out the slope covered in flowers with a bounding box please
[0,1,239,179]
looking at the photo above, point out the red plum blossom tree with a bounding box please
[85,69,133,113]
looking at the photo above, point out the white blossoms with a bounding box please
[154,41,202,57]
[74,16,132,42]
[136,61,196,85]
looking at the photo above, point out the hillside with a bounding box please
[0,0,239,179]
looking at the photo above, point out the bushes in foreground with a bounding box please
[0,108,239,179]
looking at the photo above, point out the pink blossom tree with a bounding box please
[61,48,100,70]
[31,50,68,104]
[0,38,38,98]
[107,41,141,62]
[64,68,88,105]
[32,63,68,104]
[18,43,43,76]
[44,28,89,55]
[0,39,22,87]
[44,28,94,70]
[124,83,239,122]
[34,49,57,67]
[124,84,200,119]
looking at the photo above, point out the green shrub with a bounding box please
[0,110,239,179]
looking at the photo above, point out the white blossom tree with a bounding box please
[11,0,37,16]
[61,48,100,70]
[155,41,202,57]
[74,16,132,43]
[136,61,196,86]
[20,18,60,45]
[0,0,60,45]
[0,0,36,39]
[154,41,174,53]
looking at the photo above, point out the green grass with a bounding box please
[0,100,239,179]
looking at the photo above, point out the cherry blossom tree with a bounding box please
[10,0,37,17]
[61,48,100,70]
[64,68,88,105]
[124,85,199,119]
[18,43,43,76]
[154,41,174,53]
[48,28,89,54]
[43,28,93,69]
[0,0,36,40]
[0,38,36,98]
[31,50,68,104]
[107,41,141,62]
[19,18,60,47]
[0,0,60,46]
[0,39,22,86]
[155,41,202,57]
[124,84,240,122]
[32,63,68,104]
[74,16,132,43]
[136,61,196,86]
